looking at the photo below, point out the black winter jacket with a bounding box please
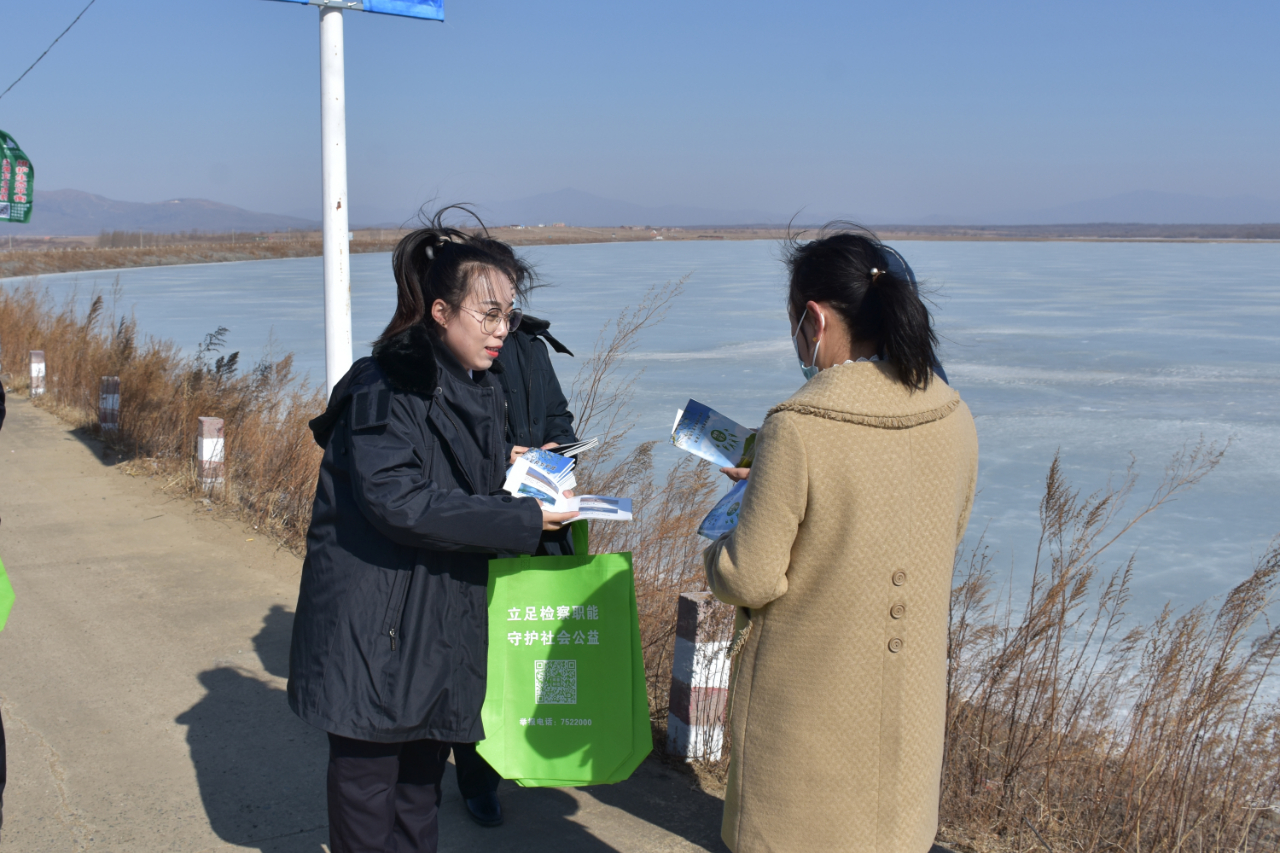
[287,325,544,743]
[496,317,577,557]
[495,316,576,459]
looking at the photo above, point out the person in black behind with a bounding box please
[451,315,579,827]
[288,210,578,853]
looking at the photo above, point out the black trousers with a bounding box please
[450,741,502,799]
[327,733,450,853]
[1,709,6,836]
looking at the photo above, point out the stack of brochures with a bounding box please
[670,400,760,539]
[502,448,633,522]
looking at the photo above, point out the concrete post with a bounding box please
[197,417,225,490]
[29,350,45,396]
[667,591,732,762]
[99,376,121,433]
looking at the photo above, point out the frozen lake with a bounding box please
[9,239,1280,620]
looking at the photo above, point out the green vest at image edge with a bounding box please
[0,557,13,631]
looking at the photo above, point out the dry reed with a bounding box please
[941,447,1280,853]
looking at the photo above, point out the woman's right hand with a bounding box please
[721,467,751,482]
[542,509,579,531]
[509,445,529,465]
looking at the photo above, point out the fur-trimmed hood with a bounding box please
[370,322,504,397]
[308,323,505,447]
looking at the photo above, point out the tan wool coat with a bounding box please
[704,362,979,853]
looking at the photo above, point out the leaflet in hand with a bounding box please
[671,400,758,469]
[697,478,748,540]
[546,436,600,458]
[502,449,633,522]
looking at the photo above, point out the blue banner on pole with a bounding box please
[364,0,443,19]
[262,0,443,21]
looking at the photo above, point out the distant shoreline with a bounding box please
[2,222,1277,278]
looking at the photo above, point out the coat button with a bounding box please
[501,496,513,503]
[890,603,906,619]
[892,570,907,586]
[888,637,903,653]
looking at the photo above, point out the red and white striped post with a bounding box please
[197,417,225,490]
[99,376,121,433]
[667,591,732,762]
[29,350,45,396]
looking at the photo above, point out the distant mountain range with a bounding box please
[471,188,786,228]
[3,187,1278,237]
[0,189,321,236]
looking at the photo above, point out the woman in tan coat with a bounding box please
[705,228,979,853]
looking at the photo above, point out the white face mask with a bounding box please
[791,306,822,382]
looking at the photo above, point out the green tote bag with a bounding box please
[477,523,652,787]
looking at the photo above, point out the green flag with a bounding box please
[0,130,34,224]
[478,522,652,787]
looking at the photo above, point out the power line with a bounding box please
[0,0,100,103]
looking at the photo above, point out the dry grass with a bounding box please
[5,275,1277,849]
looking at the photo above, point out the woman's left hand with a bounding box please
[721,467,751,482]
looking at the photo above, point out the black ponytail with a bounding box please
[784,223,938,390]
[377,205,536,346]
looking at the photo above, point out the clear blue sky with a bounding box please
[2,0,1277,222]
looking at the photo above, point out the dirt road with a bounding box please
[0,397,727,852]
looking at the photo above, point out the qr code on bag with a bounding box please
[534,659,577,705]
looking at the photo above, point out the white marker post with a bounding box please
[667,592,732,762]
[260,0,445,398]
[198,417,226,491]
[29,350,45,396]
[99,376,121,433]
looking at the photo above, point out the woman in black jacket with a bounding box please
[288,215,576,853]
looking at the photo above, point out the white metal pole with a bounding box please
[319,6,353,398]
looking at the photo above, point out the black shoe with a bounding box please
[464,792,503,827]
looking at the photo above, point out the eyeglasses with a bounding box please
[460,305,523,334]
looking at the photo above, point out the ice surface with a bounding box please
[10,239,1279,620]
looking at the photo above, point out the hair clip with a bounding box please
[424,245,434,260]
[870,267,884,281]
